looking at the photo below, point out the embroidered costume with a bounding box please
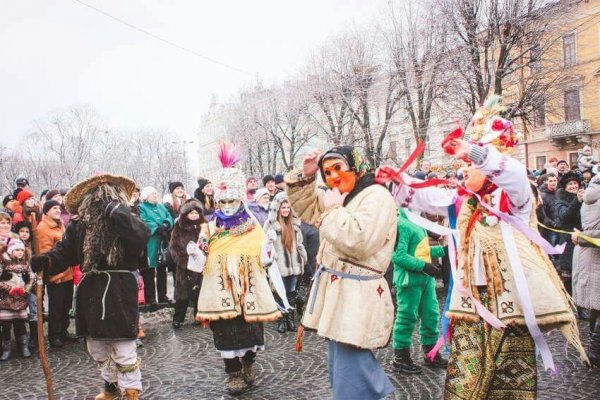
[193,141,281,395]
[379,96,587,400]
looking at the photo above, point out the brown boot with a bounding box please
[227,371,247,395]
[241,360,255,385]
[94,381,120,400]
[123,389,140,400]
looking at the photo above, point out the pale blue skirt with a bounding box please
[328,340,395,400]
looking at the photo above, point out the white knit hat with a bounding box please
[140,186,157,201]
[7,239,25,254]
[253,188,270,202]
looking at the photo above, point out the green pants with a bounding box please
[393,275,440,349]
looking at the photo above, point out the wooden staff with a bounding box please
[36,273,55,400]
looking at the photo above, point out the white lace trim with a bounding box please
[219,345,265,359]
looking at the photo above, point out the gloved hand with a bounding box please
[9,287,26,297]
[186,241,199,256]
[104,199,121,218]
[266,229,276,244]
[30,255,50,274]
[423,263,442,278]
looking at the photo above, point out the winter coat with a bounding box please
[168,201,203,303]
[552,188,582,274]
[138,201,174,268]
[539,185,558,227]
[247,202,269,227]
[43,204,150,339]
[35,214,73,284]
[573,175,600,310]
[262,193,307,278]
[285,170,397,350]
[0,254,35,314]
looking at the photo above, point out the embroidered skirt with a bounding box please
[328,340,395,400]
[444,319,537,400]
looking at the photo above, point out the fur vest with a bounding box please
[263,193,307,277]
[169,212,203,302]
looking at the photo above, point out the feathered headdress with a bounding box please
[213,140,246,202]
[464,95,521,153]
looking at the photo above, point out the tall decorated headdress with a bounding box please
[463,94,521,153]
[213,141,246,202]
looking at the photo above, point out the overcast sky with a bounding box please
[0,0,388,149]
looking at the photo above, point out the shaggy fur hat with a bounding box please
[559,171,582,189]
[180,199,203,217]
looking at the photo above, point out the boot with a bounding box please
[422,345,447,368]
[49,336,64,348]
[95,381,119,400]
[17,334,31,358]
[123,389,140,400]
[588,323,600,367]
[227,371,246,395]
[241,360,255,385]
[28,321,38,351]
[61,331,79,343]
[277,317,286,334]
[286,310,298,332]
[391,349,422,374]
[0,340,11,362]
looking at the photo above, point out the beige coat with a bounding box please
[285,170,397,349]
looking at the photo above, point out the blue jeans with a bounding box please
[28,292,37,321]
[283,275,298,293]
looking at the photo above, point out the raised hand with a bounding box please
[302,149,324,178]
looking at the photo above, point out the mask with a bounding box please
[463,166,487,193]
[219,199,241,216]
[322,159,357,194]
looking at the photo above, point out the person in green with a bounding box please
[138,186,174,305]
[391,207,447,374]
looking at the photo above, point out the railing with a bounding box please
[546,119,591,138]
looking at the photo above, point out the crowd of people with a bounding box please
[0,96,598,400]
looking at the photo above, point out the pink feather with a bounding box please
[218,140,241,168]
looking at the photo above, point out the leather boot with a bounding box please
[28,321,38,351]
[0,340,12,362]
[123,389,140,400]
[277,317,286,334]
[391,348,422,374]
[422,344,447,368]
[95,381,120,400]
[286,310,298,332]
[241,360,255,385]
[588,323,600,367]
[17,334,31,358]
[227,371,246,395]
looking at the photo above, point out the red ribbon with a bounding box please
[375,140,448,188]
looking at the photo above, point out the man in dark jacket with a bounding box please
[539,173,560,245]
[31,174,150,400]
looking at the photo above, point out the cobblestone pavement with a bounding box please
[0,308,598,400]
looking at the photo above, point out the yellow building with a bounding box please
[521,0,600,171]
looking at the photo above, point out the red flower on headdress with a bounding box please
[218,182,228,191]
[491,119,505,131]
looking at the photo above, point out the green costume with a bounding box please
[392,208,444,350]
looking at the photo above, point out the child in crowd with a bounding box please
[0,239,35,361]
[578,145,597,173]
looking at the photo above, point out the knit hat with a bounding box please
[557,159,568,167]
[2,195,14,208]
[15,177,29,186]
[262,175,275,186]
[197,178,210,191]
[140,187,158,202]
[274,174,284,184]
[214,141,246,202]
[45,189,61,201]
[253,188,270,202]
[16,190,33,205]
[169,181,184,193]
[43,200,61,215]
[7,238,25,254]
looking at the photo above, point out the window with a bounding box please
[530,45,542,73]
[564,90,581,121]
[563,33,576,67]
[536,156,547,171]
[569,152,579,168]
[533,100,546,127]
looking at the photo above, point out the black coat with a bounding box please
[552,189,582,274]
[44,205,150,339]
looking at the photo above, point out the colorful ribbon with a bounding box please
[538,222,600,248]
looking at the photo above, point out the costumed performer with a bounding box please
[284,145,397,400]
[30,174,150,400]
[192,141,281,396]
